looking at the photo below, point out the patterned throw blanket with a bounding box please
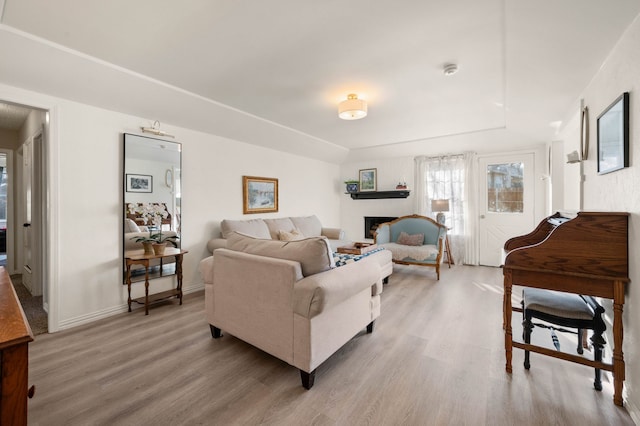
[333,247,386,267]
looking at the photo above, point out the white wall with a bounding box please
[340,157,415,241]
[557,14,640,421]
[0,83,342,330]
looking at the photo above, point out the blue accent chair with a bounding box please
[373,214,447,279]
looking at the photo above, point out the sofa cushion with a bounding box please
[226,232,334,277]
[220,218,271,239]
[264,217,297,240]
[278,229,304,241]
[291,215,323,237]
[397,231,424,246]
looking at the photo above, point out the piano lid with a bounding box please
[503,211,629,280]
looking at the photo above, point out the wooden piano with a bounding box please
[502,211,629,406]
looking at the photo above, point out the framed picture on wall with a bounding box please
[359,168,377,192]
[597,92,629,174]
[243,176,278,214]
[126,174,153,193]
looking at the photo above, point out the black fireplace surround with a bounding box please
[364,216,398,239]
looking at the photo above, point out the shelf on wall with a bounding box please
[349,190,410,200]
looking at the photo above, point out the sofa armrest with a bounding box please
[373,223,390,244]
[293,261,380,319]
[321,227,345,240]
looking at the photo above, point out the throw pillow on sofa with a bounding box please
[397,231,424,246]
[226,232,335,276]
[278,229,304,241]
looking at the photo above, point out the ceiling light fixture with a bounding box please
[443,63,459,76]
[141,120,175,138]
[338,94,367,120]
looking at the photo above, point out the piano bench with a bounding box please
[522,288,606,391]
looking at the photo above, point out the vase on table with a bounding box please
[142,241,155,255]
[152,242,167,255]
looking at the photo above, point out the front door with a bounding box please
[478,153,535,266]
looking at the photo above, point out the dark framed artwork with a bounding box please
[126,174,153,193]
[597,92,629,174]
[243,176,278,214]
[359,168,377,192]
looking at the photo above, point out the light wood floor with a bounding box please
[28,265,633,425]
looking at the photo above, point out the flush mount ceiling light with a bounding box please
[443,63,459,76]
[338,94,367,120]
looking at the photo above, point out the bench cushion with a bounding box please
[523,288,594,320]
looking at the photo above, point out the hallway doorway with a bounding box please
[0,101,49,333]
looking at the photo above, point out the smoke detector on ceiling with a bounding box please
[443,63,459,76]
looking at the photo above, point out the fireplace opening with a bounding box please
[364,216,397,239]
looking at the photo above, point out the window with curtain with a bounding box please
[415,152,478,265]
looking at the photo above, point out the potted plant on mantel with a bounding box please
[344,180,359,193]
[128,203,177,255]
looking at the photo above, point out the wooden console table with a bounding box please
[502,212,629,406]
[0,267,34,425]
[125,248,188,315]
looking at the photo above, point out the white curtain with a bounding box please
[414,152,478,265]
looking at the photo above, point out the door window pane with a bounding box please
[487,162,523,213]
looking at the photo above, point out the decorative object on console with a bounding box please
[344,180,359,193]
[338,94,367,120]
[126,174,152,193]
[127,203,177,247]
[243,176,278,214]
[359,168,377,192]
[431,199,449,224]
[597,92,629,174]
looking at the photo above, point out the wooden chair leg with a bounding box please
[591,331,606,391]
[576,329,584,354]
[523,315,533,370]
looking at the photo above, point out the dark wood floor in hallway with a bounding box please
[27,264,633,425]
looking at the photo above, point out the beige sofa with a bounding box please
[200,232,385,388]
[207,215,351,252]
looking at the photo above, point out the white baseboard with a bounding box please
[57,283,205,331]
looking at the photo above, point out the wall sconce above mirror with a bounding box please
[123,133,182,283]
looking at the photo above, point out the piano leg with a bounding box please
[613,280,625,406]
[504,269,513,374]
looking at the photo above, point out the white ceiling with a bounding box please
[1,0,639,161]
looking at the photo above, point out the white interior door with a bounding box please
[478,153,535,266]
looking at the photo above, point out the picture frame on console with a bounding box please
[243,175,279,214]
[126,174,153,193]
[597,92,629,175]
[359,168,377,192]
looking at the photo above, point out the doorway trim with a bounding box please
[0,149,14,273]
[0,92,60,332]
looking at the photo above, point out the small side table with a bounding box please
[125,248,188,315]
[337,242,377,255]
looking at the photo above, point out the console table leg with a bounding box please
[176,254,184,306]
[144,266,150,316]
[126,263,132,312]
[613,280,625,406]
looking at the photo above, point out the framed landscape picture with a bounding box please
[597,92,629,174]
[243,176,278,214]
[126,174,153,193]
[359,168,377,192]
